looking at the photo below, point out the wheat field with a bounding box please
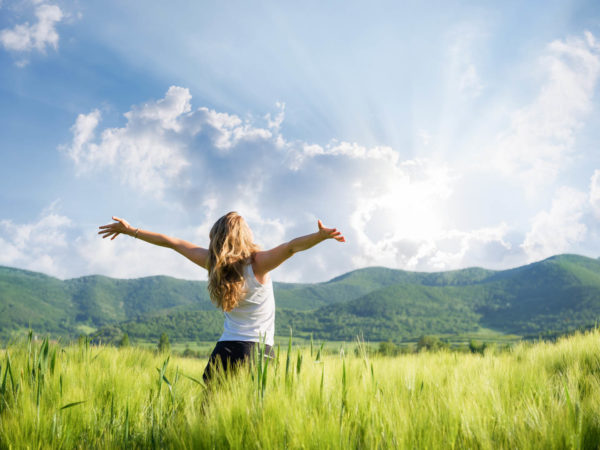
[1,330,600,449]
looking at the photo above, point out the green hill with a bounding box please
[276,283,485,341]
[66,275,213,325]
[1,254,600,343]
[473,255,600,333]
[279,255,600,341]
[0,266,73,336]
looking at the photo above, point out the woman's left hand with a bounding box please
[98,216,134,240]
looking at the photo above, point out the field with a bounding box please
[131,327,523,358]
[1,331,600,449]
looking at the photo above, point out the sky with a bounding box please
[1,0,600,282]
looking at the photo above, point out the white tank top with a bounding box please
[219,263,275,346]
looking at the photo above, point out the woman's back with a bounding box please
[220,263,275,346]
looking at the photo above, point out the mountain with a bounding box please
[1,254,599,342]
[276,254,600,341]
[0,266,72,337]
[274,266,493,310]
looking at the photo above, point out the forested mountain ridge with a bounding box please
[1,254,599,342]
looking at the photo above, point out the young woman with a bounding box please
[98,212,345,381]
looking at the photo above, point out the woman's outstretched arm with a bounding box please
[253,220,345,277]
[98,216,209,269]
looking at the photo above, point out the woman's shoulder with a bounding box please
[247,256,270,286]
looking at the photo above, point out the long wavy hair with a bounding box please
[207,212,260,312]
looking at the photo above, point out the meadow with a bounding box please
[1,330,600,449]
[132,326,522,358]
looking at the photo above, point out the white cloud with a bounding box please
[67,109,101,166]
[59,84,540,279]
[0,201,72,277]
[521,187,588,261]
[493,32,600,187]
[591,169,600,218]
[56,57,600,281]
[63,86,484,278]
[0,3,63,55]
[63,87,191,197]
[264,102,285,130]
[63,86,278,198]
[289,140,399,171]
[195,106,272,151]
[348,158,514,271]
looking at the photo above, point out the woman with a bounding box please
[98,212,345,381]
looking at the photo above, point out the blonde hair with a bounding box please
[207,212,260,312]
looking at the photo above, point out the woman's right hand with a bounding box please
[98,216,134,240]
[317,219,345,242]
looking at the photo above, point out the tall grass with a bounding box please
[1,329,600,449]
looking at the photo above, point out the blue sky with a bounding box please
[1,0,600,282]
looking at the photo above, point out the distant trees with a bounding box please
[468,339,487,355]
[117,311,223,341]
[372,341,419,356]
[119,333,130,347]
[89,325,122,346]
[158,332,171,353]
[377,341,401,356]
[416,335,449,352]
[181,346,201,358]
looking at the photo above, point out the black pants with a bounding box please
[202,340,275,383]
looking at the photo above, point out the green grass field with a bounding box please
[1,330,600,449]
[133,327,523,358]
